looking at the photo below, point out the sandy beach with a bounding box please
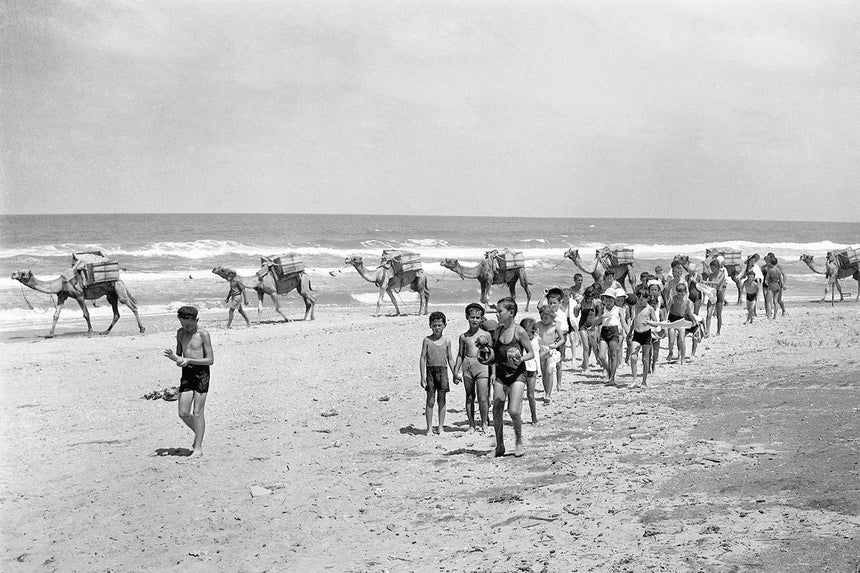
[1,300,858,572]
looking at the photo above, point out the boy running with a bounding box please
[628,287,659,388]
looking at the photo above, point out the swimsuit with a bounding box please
[746,292,757,302]
[493,328,527,386]
[462,356,489,381]
[180,365,210,394]
[425,366,450,392]
[687,278,701,303]
[632,329,651,345]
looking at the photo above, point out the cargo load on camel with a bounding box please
[261,253,305,280]
[835,247,860,268]
[706,248,742,267]
[485,249,525,274]
[71,251,120,287]
[597,247,634,267]
[381,250,423,274]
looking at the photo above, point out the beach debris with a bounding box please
[249,486,272,498]
[378,395,390,401]
[488,493,522,503]
[320,409,338,417]
[15,553,30,562]
[142,387,178,401]
[563,504,584,515]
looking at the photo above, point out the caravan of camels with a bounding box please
[10,244,860,336]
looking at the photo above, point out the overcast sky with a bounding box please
[2,0,858,220]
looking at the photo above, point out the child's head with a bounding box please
[177,306,198,321]
[635,286,649,305]
[546,287,564,311]
[573,273,583,285]
[428,311,447,335]
[519,317,537,337]
[600,289,616,307]
[496,297,518,321]
[464,302,484,328]
[746,270,755,278]
[654,265,664,275]
[539,305,555,325]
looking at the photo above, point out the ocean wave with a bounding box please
[1,239,853,264]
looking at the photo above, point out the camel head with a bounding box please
[212,266,236,280]
[440,258,459,271]
[563,248,579,261]
[11,270,33,284]
[344,255,363,267]
[799,254,813,263]
[673,255,690,269]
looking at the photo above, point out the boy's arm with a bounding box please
[181,331,215,366]
[516,327,534,362]
[453,334,466,375]
[447,339,459,383]
[419,339,428,388]
[164,330,181,361]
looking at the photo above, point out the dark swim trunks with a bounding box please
[632,329,651,345]
[180,365,210,393]
[425,366,450,392]
[746,292,757,302]
[600,326,619,343]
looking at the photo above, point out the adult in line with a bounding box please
[490,297,534,458]
[764,255,784,320]
[766,253,787,316]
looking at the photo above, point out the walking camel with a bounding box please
[11,270,145,338]
[440,258,531,311]
[344,255,429,317]
[212,265,315,322]
[799,254,860,301]
[563,248,636,291]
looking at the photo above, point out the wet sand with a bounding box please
[1,302,858,572]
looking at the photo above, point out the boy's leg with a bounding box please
[463,375,476,431]
[628,342,639,386]
[437,391,447,434]
[492,381,507,456]
[677,334,686,365]
[227,308,235,328]
[540,357,553,402]
[579,329,590,369]
[238,306,251,326]
[476,376,490,431]
[555,354,563,392]
[642,344,652,386]
[178,390,195,432]
[189,391,207,456]
[651,338,660,371]
[607,339,619,383]
[424,389,436,435]
[526,373,537,424]
[507,381,526,456]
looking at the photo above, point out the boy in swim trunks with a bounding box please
[164,306,214,459]
[742,270,760,324]
[537,305,565,402]
[225,272,251,328]
[454,303,492,433]
[628,286,659,388]
[420,311,459,436]
[597,288,628,385]
[545,287,568,386]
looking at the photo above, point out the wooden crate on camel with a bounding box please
[707,248,742,267]
[381,250,423,274]
[837,247,860,267]
[485,249,525,273]
[598,247,634,267]
[71,251,120,286]
[262,254,305,279]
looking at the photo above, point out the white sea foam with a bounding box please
[1,239,853,264]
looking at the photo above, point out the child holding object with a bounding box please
[537,305,565,403]
[420,311,459,436]
[164,306,214,459]
[519,317,540,425]
[454,303,492,434]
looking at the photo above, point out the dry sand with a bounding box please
[1,301,859,572]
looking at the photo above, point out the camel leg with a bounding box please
[270,293,290,322]
[101,292,121,335]
[47,293,71,338]
[387,288,401,316]
[298,281,316,321]
[256,291,265,323]
[734,277,744,305]
[519,273,532,312]
[480,283,490,308]
[115,284,146,333]
[74,296,94,337]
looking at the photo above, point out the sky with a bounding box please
[1,0,859,221]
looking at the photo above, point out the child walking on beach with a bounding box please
[225,272,251,328]
[164,306,214,459]
[742,270,760,324]
[420,311,459,436]
[519,318,540,425]
[537,305,565,402]
[454,304,491,433]
[628,287,658,388]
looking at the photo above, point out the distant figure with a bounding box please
[823,252,845,302]
[742,270,760,324]
[225,272,251,328]
[419,312,458,436]
[537,305,564,403]
[575,284,603,371]
[164,306,214,459]
[519,317,540,425]
[453,304,491,434]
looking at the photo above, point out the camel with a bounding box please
[563,248,636,292]
[799,254,860,301]
[672,254,748,305]
[11,270,145,338]
[212,265,315,322]
[344,255,429,317]
[440,258,531,311]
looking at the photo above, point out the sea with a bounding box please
[1,214,858,333]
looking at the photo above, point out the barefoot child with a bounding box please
[519,317,539,425]
[597,288,628,385]
[454,304,491,433]
[164,306,214,459]
[225,272,251,328]
[546,287,569,388]
[420,311,459,436]
[537,305,564,402]
[742,270,760,324]
[628,287,658,388]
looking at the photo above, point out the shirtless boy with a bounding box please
[225,272,251,328]
[420,312,459,436]
[164,306,214,459]
[742,270,760,324]
[454,303,491,433]
[628,287,659,388]
[537,305,565,403]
